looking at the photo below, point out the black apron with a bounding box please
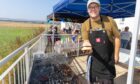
[88,16,116,82]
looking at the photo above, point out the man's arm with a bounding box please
[114,37,121,64]
[108,16,121,64]
[81,21,92,51]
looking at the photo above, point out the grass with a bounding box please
[0,25,45,77]
[0,21,46,84]
[0,26,44,58]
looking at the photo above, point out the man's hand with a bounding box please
[81,40,92,53]
[114,54,119,64]
[114,37,120,64]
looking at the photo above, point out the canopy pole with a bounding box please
[53,13,55,26]
[127,0,140,84]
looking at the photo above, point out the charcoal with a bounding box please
[29,54,79,84]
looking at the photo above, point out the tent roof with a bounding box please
[52,0,136,23]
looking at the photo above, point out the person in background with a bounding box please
[121,26,132,49]
[81,0,120,83]
[72,28,79,43]
[45,25,53,53]
[63,28,67,34]
[47,25,53,34]
[68,27,72,34]
[53,26,60,43]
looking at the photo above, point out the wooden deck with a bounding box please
[69,56,140,84]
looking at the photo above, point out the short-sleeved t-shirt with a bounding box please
[81,15,120,43]
[121,31,132,41]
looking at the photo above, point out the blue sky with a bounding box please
[0,0,60,21]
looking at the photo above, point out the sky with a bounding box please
[0,0,60,21]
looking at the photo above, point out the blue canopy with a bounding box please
[52,0,136,22]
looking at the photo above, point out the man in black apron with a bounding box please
[81,0,120,84]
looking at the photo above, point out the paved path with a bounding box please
[70,56,140,84]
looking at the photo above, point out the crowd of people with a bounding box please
[47,24,81,42]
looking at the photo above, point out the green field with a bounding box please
[0,22,45,83]
[0,26,44,59]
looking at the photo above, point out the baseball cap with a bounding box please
[87,0,100,8]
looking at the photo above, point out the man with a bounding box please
[121,26,132,49]
[81,0,120,84]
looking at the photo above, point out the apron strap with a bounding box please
[100,16,105,28]
[89,16,105,29]
[89,18,92,30]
